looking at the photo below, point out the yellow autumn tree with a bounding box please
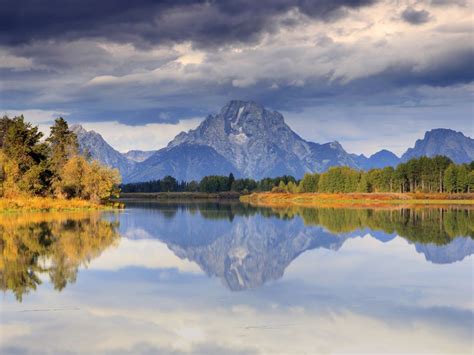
[59,156,120,202]
[0,150,21,198]
[59,156,90,198]
[83,160,121,203]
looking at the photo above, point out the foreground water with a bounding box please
[1,202,473,354]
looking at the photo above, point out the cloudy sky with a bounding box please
[1,0,473,155]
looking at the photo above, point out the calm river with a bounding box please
[1,201,473,354]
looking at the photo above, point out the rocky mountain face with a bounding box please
[71,125,135,177]
[123,150,155,162]
[126,144,238,182]
[401,128,474,163]
[140,100,360,181]
[72,101,473,183]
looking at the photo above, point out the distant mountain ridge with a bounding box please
[71,124,135,177]
[123,150,155,163]
[133,100,362,181]
[72,101,473,183]
[352,149,402,170]
[401,128,474,163]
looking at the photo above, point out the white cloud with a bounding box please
[88,237,202,273]
[0,51,34,71]
[1,109,69,124]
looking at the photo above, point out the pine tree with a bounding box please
[443,165,457,193]
[228,172,235,191]
[299,173,319,193]
[47,118,79,172]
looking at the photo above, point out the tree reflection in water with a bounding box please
[1,203,472,298]
[0,212,120,301]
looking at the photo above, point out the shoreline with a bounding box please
[240,192,474,208]
[0,197,123,212]
[118,191,241,200]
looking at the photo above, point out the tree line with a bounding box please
[122,156,473,195]
[295,156,473,193]
[121,174,298,194]
[0,115,120,202]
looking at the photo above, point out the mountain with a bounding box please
[353,149,401,170]
[123,150,156,162]
[126,144,238,182]
[71,102,473,183]
[401,128,474,163]
[71,125,135,177]
[133,100,359,182]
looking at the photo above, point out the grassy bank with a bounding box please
[0,197,123,212]
[241,192,474,208]
[119,191,241,200]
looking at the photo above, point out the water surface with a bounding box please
[1,202,473,354]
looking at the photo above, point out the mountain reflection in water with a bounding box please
[119,202,473,291]
[1,203,472,299]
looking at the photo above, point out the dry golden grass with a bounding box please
[0,197,122,212]
[241,192,474,209]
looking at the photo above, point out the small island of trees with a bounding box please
[0,115,120,209]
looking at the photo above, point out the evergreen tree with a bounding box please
[468,170,474,193]
[1,116,51,196]
[456,165,469,193]
[161,175,178,192]
[299,173,319,193]
[357,173,371,192]
[228,173,235,191]
[47,118,79,173]
[443,164,457,193]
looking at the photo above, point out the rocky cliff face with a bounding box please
[72,102,473,183]
[71,124,135,177]
[162,100,359,179]
[401,128,474,163]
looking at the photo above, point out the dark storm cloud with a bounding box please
[0,0,376,48]
[359,48,474,89]
[430,0,467,5]
[401,7,431,25]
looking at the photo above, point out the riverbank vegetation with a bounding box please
[122,156,473,204]
[0,115,121,210]
[285,157,473,194]
[241,192,474,208]
[119,191,241,200]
